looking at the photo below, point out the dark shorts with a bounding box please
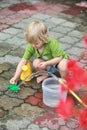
[47,65,59,73]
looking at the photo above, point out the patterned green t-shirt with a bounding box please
[23,37,68,61]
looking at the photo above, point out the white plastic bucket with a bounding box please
[42,77,67,107]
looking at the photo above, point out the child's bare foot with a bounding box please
[37,75,48,83]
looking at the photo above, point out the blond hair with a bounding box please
[25,20,49,44]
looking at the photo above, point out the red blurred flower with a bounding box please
[65,76,79,91]
[56,36,87,129]
[78,109,87,128]
[83,97,87,105]
[67,59,76,71]
[65,59,87,90]
[56,97,77,119]
[83,35,87,45]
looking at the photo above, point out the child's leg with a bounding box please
[33,58,44,70]
[33,58,49,83]
[37,75,48,83]
[57,59,68,78]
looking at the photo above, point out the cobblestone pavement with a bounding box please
[0,0,87,130]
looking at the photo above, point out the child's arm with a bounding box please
[46,56,62,66]
[39,56,62,69]
[10,58,27,84]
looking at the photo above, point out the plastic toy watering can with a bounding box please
[20,61,32,81]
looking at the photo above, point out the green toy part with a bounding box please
[8,84,20,92]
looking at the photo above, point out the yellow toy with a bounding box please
[20,61,32,81]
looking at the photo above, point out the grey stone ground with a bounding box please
[0,0,87,130]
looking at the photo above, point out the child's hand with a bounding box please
[39,61,47,69]
[10,77,18,84]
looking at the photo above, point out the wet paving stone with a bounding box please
[0,95,23,110]
[63,6,87,15]
[0,63,12,73]
[25,96,41,106]
[18,86,37,99]
[0,42,13,57]
[0,24,9,30]
[66,119,79,129]
[38,101,47,108]
[33,111,60,130]
[59,126,74,130]
[8,2,37,12]
[0,115,31,130]
[70,16,84,24]
[29,78,42,90]
[35,92,43,99]
[77,25,87,33]
[13,103,44,118]
[6,85,36,99]
[1,68,16,80]
[0,77,9,91]
[0,7,15,16]
[0,125,7,130]
[0,109,6,118]
[9,47,24,57]
[1,55,21,65]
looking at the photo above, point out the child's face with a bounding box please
[31,41,44,49]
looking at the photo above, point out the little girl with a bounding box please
[10,20,68,84]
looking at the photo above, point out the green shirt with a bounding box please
[23,38,68,61]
